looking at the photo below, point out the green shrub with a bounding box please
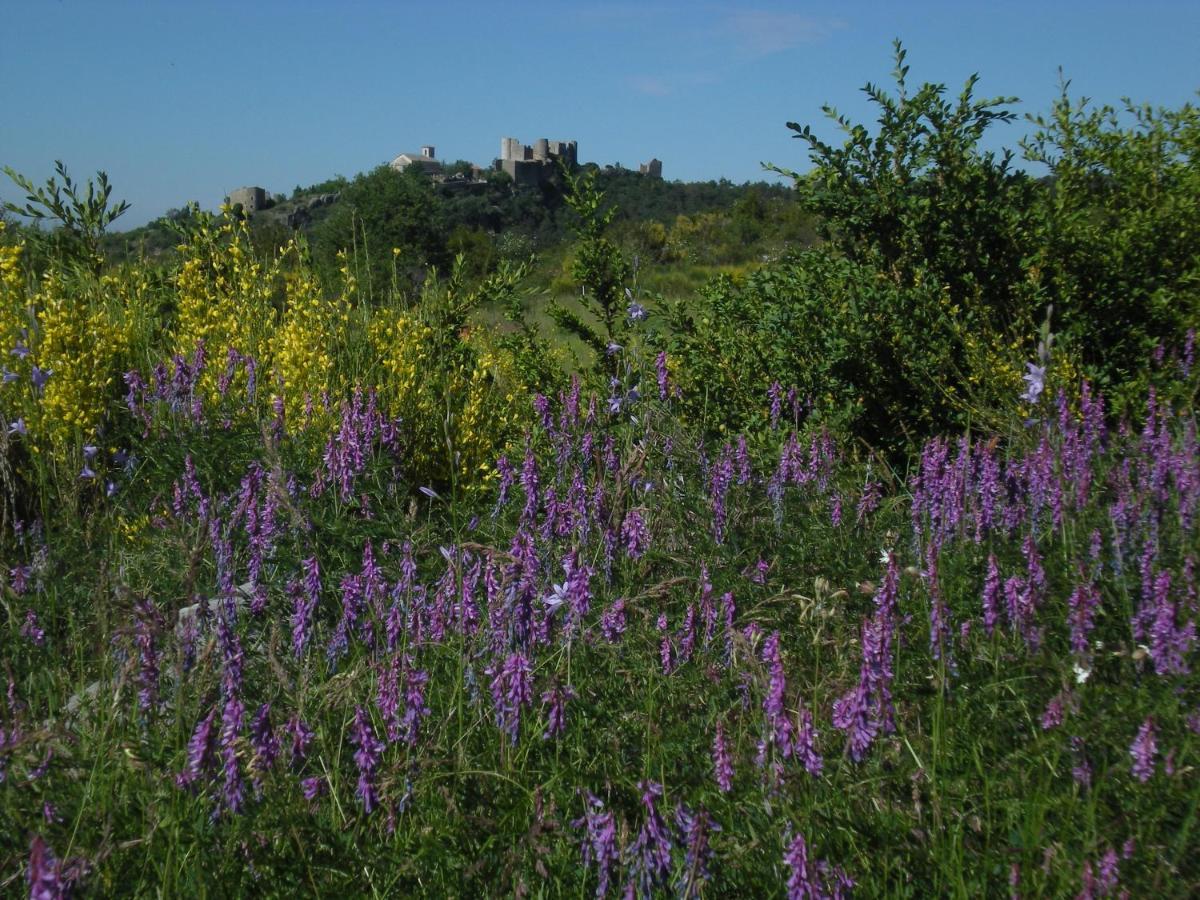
[1023,85,1200,409]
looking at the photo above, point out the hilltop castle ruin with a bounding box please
[496,136,578,187]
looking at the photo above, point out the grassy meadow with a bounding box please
[2,49,1199,897]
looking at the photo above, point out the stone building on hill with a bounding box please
[389,146,444,176]
[227,186,267,215]
[496,136,578,187]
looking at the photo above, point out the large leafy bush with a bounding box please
[1023,86,1200,407]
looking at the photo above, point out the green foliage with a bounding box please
[3,160,131,274]
[772,41,1039,336]
[550,166,631,370]
[312,164,448,302]
[1023,84,1200,406]
[664,247,990,449]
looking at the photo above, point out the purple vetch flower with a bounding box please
[216,604,244,699]
[832,599,895,763]
[489,652,533,744]
[9,564,31,595]
[1146,571,1196,675]
[133,599,160,714]
[1096,848,1120,895]
[219,695,246,815]
[709,444,735,544]
[1130,718,1157,782]
[658,613,674,674]
[926,548,953,666]
[677,604,697,664]
[761,632,796,760]
[574,792,620,899]
[628,781,672,897]
[301,775,327,801]
[177,707,219,789]
[377,655,402,743]
[721,591,738,668]
[1068,580,1101,658]
[856,478,881,524]
[350,706,384,814]
[1070,736,1093,788]
[734,434,751,485]
[600,599,626,643]
[831,681,877,763]
[21,609,45,647]
[656,351,670,400]
[982,554,1001,636]
[795,706,823,777]
[768,381,783,430]
[713,721,735,792]
[290,570,316,659]
[520,441,540,525]
[286,715,315,769]
[620,508,650,559]
[674,804,719,899]
[1078,846,1121,899]
[783,828,853,900]
[493,454,515,517]
[400,659,430,747]
[249,703,280,793]
[1021,362,1046,404]
[1040,693,1066,730]
[541,683,576,739]
[27,835,71,900]
[30,365,52,393]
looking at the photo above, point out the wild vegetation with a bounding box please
[1,45,1199,897]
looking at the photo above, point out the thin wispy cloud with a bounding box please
[724,10,842,59]
[628,75,674,97]
[626,70,719,97]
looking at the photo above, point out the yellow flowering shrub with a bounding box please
[366,305,525,487]
[1,269,132,446]
[0,222,22,293]
[269,255,346,432]
[172,211,279,408]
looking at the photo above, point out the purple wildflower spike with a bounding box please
[133,599,160,714]
[674,804,719,899]
[982,554,1001,636]
[541,683,576,739]
[628,781,672,897]
[286,715,314,768]
[574,792,619,899]
[177,707,219,789]
[600,599,626,643]
[219,695,246,815]
[620,509,650,559]
[1068,580,1101,658]
[1130,718,1157,782]
[27,835,70,900]
[21,609,45,647]
[249,703,280,793]
[350,705,384,813]
[489,652,533,745]
[400,660,430,747]
[713,721,734,792]
[783,828,853,900]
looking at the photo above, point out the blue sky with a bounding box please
[2,1,1198,228]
